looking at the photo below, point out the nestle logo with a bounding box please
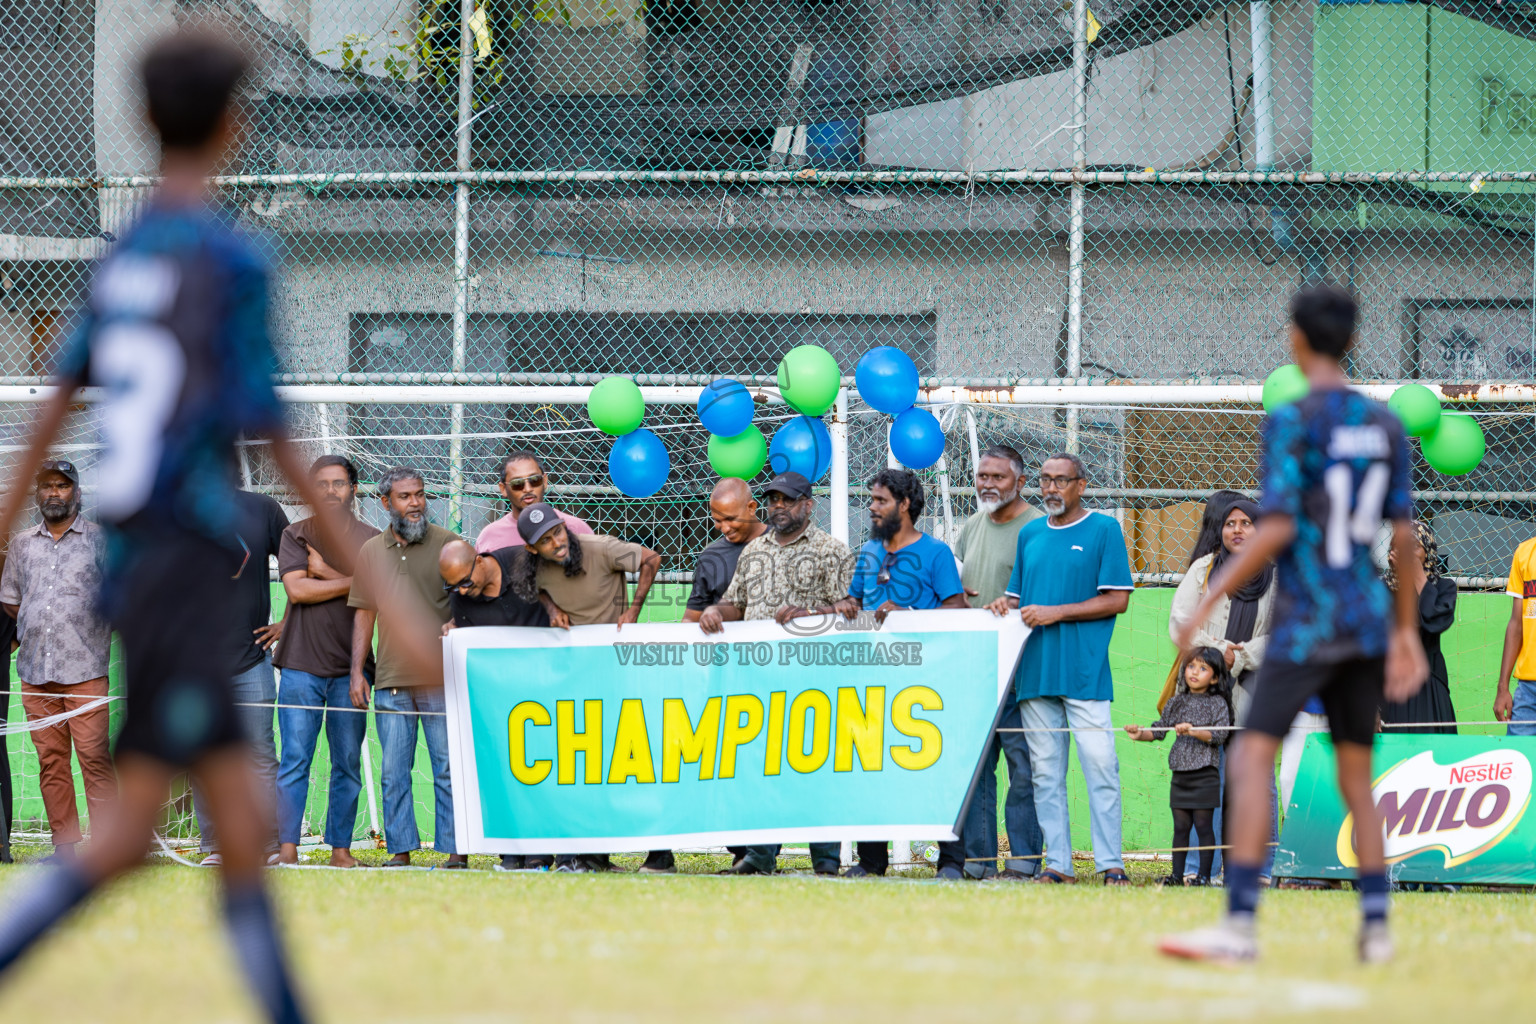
[1448,762,1514,785]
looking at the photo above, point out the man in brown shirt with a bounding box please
[348,467,463,867]
[514,502,664,871]
[273,456,378,867]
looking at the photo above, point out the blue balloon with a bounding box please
[855,346,920,415]
[768,416,833,482]
[889,407,945,469]
[697,378,756,437]
[608,428,671,498]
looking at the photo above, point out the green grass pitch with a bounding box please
[0,849,1529,1022]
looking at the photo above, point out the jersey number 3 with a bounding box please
[1322,462,1390,568]
[94,322,187,520]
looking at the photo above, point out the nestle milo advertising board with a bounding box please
[1275,734,1536,885]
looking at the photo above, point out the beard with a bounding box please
[1042,496,1066,516]
[391,509,430,544]
[769,505,809,537]
[39,494,80,524]
[976,487,1018,515]
[869,513,899,542]
[560,534,586,577]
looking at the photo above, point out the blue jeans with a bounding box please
[275,669,367,848]
[192,656,278,853]
[1019,696,1123,876]
[938,702,1043,877]
[374,685,455,855]
[1509,680,1536,737]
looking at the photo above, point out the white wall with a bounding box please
[866,1,1314,172]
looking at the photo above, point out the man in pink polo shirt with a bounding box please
[476,449,594,552]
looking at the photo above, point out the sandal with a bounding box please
[1034,868,1074,884]
[1102,869,1131,886]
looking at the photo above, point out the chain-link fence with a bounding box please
[2,0,1534,853]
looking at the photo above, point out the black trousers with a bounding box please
[0,728,12,849]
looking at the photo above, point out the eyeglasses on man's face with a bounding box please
[1038,474,1082,491]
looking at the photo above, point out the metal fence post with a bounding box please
[830,388,849,543]
[1066,0,1090,456]
[448,0,475,534]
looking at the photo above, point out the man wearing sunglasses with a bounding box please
[475,450,593,554]
[986,454,1134,886]
[1,459,111,859]
[829,467,968,878]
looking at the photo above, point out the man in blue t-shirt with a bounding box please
[1165,284,1426,965]
[829,468,967,876]
[987,453,1134,884]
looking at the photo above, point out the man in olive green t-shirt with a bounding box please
[515,502,665,871]
[347,467,463,867]
[938,445,1046,880]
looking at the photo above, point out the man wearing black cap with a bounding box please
[698,471,856,875]
[511,502,667,872]
[0,459,112,857]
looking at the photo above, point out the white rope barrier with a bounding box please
[1,691,1522,732]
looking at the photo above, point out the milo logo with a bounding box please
[1337,749,1533,868]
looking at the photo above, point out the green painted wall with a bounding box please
[1314,5,1430,173]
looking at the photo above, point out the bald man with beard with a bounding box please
[684,478,768,624]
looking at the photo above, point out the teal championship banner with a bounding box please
[443,610,1028,854]
[1276,733,1536,885]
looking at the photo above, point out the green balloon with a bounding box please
[1387,383,1442,437]
[588,377,644,436]
[1261,364,1309,413]
[776,345,841,417]
[708,425,767,480]
[1421,413,1485,476]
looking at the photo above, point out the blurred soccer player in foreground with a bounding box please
[0,30,433,1023]
[1167,284,1427,964]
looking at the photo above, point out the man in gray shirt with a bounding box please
[0,460,112,857]
[936,445,1044,880]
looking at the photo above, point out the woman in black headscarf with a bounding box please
[1168,495,1276,706]
[1381,520,1458,734]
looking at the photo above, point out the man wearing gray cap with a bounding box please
[699,471,856,875]
[511,502,667,871]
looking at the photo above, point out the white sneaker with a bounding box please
[1158,920,1258,963]
[1358,921,1394,965]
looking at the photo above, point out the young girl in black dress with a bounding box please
[1126,646,1235,886]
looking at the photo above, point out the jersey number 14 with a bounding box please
[1323,462,1390,568]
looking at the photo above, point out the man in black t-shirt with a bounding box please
[192,488,290,861]
[683,478,766,624]
[439,539,551,870]
[440,540,550,629]
[684,478,765,870]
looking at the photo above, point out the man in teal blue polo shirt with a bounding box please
[987,453,1134,884]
